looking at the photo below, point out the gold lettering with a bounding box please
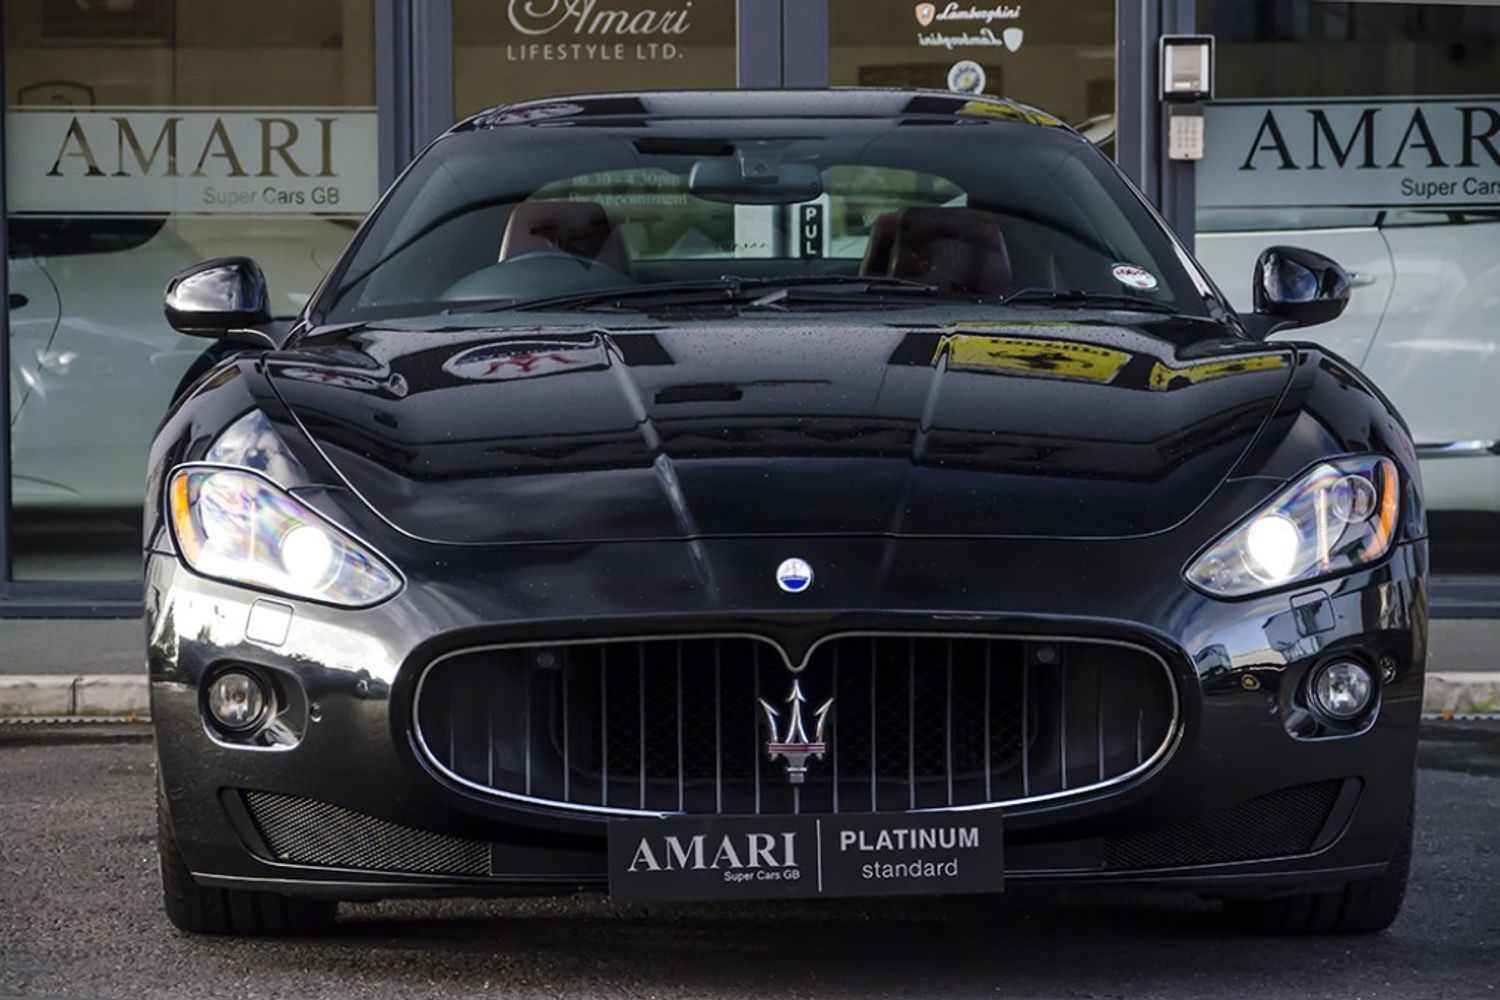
[257,118,307,177]
[316,118,336,177]
[191,118,248,177]
[47,117,106,177]
[113,116,180,177]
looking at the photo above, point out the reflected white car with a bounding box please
[1197,212,1500,513]
[8,217,351,508]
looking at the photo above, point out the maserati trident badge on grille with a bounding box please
[758,678,833,784]
[775,557,814,593]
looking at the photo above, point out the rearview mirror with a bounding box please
[1249,245,1351,338]
[688,157,823,205]
[164,256,273,342]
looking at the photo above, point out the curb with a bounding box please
[0,675,150,719]
[1425,671,1500,716]
[0,672,1498,721]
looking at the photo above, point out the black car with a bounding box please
[147,90,1426,936]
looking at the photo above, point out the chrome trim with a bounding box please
[1415,440,1500,459]
[411,630,1183,819]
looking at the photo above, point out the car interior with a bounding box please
[439,197,1087,306]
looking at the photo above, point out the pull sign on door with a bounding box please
[799,202,825,258]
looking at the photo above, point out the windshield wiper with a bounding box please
[999,288,1182,314]
[479,277,745,314]
[475,274,941,314]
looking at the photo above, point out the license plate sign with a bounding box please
[608,812,1003,903]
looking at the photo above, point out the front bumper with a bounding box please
[148,533,1427,902]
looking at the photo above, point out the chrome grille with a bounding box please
[413,634,1177,816]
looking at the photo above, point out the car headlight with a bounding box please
[1186,455,1399,598]
[168,466,401,607]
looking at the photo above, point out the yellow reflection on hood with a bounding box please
[1148,354,1288,391]
[934,333,1130,383]
[958,101,1063,127]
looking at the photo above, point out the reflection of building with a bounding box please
[2,0,1498,611]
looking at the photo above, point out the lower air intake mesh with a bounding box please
[242,790,489,876]
[1103,781,1343,870]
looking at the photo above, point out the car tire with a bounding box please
[1222,791,1414,935]
[157,777,337,936]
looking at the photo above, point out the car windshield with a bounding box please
[316,98,1221,324]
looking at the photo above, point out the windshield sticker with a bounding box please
[1110,263,1159,291]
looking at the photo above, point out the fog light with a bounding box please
[1311,660,1374,720]
[207,670,269,732]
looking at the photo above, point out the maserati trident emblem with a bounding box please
[775,557,814,593]
[758,679,833,784]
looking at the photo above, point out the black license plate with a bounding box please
[608,812,1003,903]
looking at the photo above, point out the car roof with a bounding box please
[458,88,1066,131]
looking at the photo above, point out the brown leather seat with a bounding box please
[862,207,1012,296]
[498,200,632,274]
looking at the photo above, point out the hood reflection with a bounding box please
[442,333,611,382]
[927,328,1288,391]
[265,316,1297,544]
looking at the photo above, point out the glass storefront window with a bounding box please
[452,0,737,119]
[1193,1,1500,572]
[829,0,1115,146]
[4,1,376,581]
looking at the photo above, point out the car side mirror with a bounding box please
[164,256,274,344]
[1247,245,1351,338]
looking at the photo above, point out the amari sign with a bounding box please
[5,107,379,216]
[1199,97,1500,209]
[503,0,696,63]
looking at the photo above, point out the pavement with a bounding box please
[0,723,1496,999]
[4,617,1500,718]
[1,619,143,675]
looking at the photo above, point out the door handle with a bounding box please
[8,292,28,309]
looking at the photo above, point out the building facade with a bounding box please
[2,0,1498,613]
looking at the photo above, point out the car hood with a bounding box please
[266,312,1294,544]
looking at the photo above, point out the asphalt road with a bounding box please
[1,724,1497,1000]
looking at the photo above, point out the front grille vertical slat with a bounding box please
[676,644,685,813]
[907,639,917,811]
[600,646,609,808]
[984,643,993,802]
[752,645,762,817]
[416,635,1175,817]
[638,645,647,811]
[522,654,531,795]
[714,640,723,814]
[830,645,840,815]
[1059,657,1069,792]
[447,681,456,767]
[869,637,878,813]
[1097,656,1107,783]
[945,641,955,807]
[486,662,495,789]
[561,656,571,802]
[1020,653,1030,798]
